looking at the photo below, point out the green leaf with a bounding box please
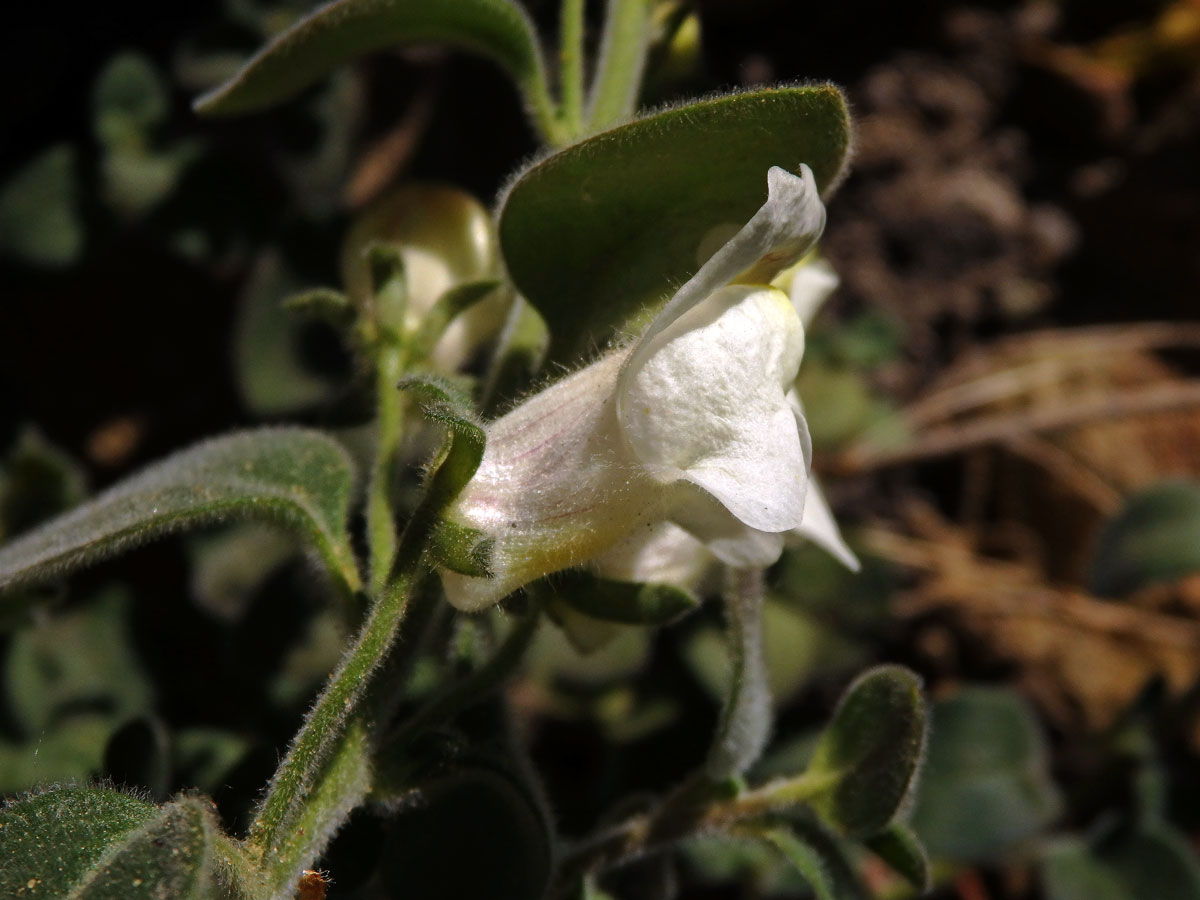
[910,687,1060,862]
[193,0,558,138]
[805,665,927,838]
[234,252,343,415]
[1041,825,1200,900]
[549,568,698,626]
[0,428,361,598]
[188,523,298,622]
[1041,840,1134,900]
[0,786,219,900]
[864,823,930,892]
[498,85,851,362]
[1103,820,1200,900]
[0,785,156,898]
[0,428,88,542]
[93,52,169,148]
[6,589,151,734]
[0,715,114,795]
[1090,480,1200,596]
[757,826,838,900]
[0,145,83,267]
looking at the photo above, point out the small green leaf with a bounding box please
[757,826,837,900]
[1103,820,1200,900]
[0,428,361,598]
[0,428,88,542]
[281,287,356,328]
[1041,840,1134,900]
[6,589,151,734]
[498,86,850,362]
[910,687,1060,862]
[1090,480,1200,596]
[174,729,251,795]
[235,252,344,415]
[805,665,927,838]
[0,145,83,267]
[188,523,298,622]
[864,823,930,892]
[550,568,698,626]
[0,715,114,795]
[93,52,169,148]
[193,0,556,134]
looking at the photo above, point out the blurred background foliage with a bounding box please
[3,0,1200,897]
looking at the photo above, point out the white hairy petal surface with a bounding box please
[622,285,806,533]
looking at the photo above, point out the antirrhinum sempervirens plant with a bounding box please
[0,2,929,898]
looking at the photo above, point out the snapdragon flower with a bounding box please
[439,166,826,610]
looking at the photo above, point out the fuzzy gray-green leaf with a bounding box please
[498,85,850,363]
[194,0,552,119]
[805,665,927,838]
[864,822,930,892]
[0,428,360,598]
[1090,480,1200,597]
[910,687,1060,862]
[0,786,217,900]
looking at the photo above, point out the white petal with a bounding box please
[441,350,665,611]
[621,285,807,532]
[779,257,840,329]
[591,521,714,591]
[792,478,860,572]
[623,165,825,380]
[669,484,787,568]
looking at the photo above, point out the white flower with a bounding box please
[440,166,826,610]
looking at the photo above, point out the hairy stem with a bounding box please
[586,0,651,131]
[246,571,414,870]
[551,768,836,894]
[367,345,407,594]
[707,567,771,779]
[558,0,587,135]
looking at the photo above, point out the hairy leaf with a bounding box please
[0,786,219,900]
[805,665,927,837]
[910,687,1061,862]
[194,0,552,121]
[499,85,851,362]
[0,428,360,597]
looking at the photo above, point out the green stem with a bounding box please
[367,345,406,594]
[558,0,587,135]
[586,0,651,131]
[707,566,771,779]
[551,769,835,895]
[247,568,415,867]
